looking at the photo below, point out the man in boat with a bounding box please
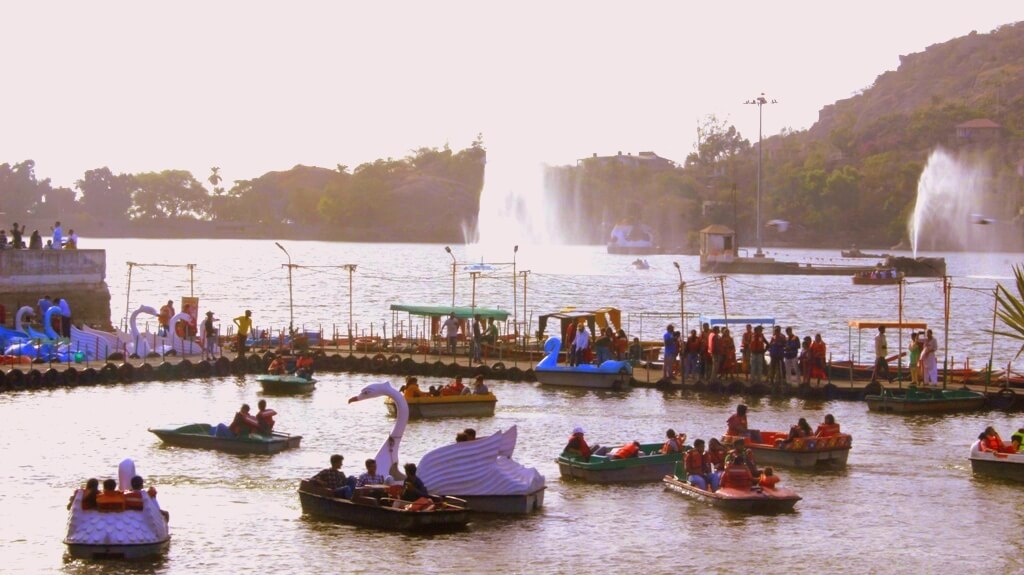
[684,439,716,491]
[573,320,591,366]
[471,375,489,395]
[229,404,260,437]
[267,355,286,375]
[401,463,431,502]
[403,376,423,399]
[725,438,758,479]
[726,404,762,443]
[870,325,890,384]
[310,454,356,499]
[610,440,641,459]
[256,399,276,435]
[442,376,465,395]
[564,426,595,461]
[295,353,314,379]
[356,459,393,487]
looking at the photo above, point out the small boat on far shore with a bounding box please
[557,442,683,483]
[149,423,302,454]
[865,386,986,414]
[852,269,903,285]
[257,374,316,394]
[385,393,496,419]
[968,440,1024,482]
[662,463,800,513]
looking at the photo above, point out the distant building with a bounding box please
[578,151,676,170]
[955,119,1002,142]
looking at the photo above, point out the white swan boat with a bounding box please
[969,440,1024,482]
[63,459,169,559]
[347,381,545,514]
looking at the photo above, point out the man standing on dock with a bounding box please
[871,326,890,384]
[233,310,252,353]
[442,314,460,356]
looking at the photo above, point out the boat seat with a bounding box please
[352,495,379,507]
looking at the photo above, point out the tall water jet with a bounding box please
[908,147,1002,256]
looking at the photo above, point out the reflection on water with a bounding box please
[1,374,1022,573]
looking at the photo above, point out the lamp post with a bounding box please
[513,245,519,346]
[673,261,686,334]
[744,92,778,257]
[274,242,294,335]
[343,264,357,353]
[444,246,456,310]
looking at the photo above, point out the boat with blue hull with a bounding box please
[534,337,632,390]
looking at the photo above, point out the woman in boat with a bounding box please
[610,441,641,460]
[564,426,594,460]
[983,427,1016,454]
[758,467,780,489]
[403,376,423,399]
[267,356,286,375]
[69,478,100,510]
[815,414,841,437]
[661,429,687,454]
[726,404,762,443]
[684,439,715,491]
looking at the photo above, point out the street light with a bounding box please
[343,264,357,353]
[744,92,778,258]
[444,246,456,310]
[513,245,519,346]
[275,242,294,335]
[673,261,685,333]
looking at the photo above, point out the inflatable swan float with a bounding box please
[348,381,545,513]
[64,458,169,559]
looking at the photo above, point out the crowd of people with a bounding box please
[870,326,940,386]
[0,221,79,250]
[440,314,502,364]
[661,323,829,386]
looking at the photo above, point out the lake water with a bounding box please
[4,239,1024,574]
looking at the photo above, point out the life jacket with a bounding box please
[720,464,753,489]
[684,449,709,475]
[230,412,259,435]
[662,436,685,454]
[404,385,422,399]
[296,356,314,370]
[816,423,841,437]
[257,409,277,432]
[124,490,145,510]
[612,442,640,459]
[759,473,780,489]
[96,490,126,512]
[268,359,285,374]
[726,413,747,436]
[741,331,752,351]
[750,333,766,353]
[565,433,591,458]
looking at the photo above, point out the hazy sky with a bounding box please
[2,2,1021,188]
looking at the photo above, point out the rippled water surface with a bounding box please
[2,373,1022,574]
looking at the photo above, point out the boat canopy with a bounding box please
[847,319,927,330]
[700,316,775,327]
[389,304,509,321]
[537,307,622,343]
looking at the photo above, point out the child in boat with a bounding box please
[758,467,780,489]
[610,441,642,459]
[661,429,687,454]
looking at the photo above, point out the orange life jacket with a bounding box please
[124,490,145,510]
[230,412,259,435]
[662,437,685,454]
[816,423,841,437]
[96,490,126,512]
[257,409,277,431]
[612,442,640,459]
[759,473,780,489]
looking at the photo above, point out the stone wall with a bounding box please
[0,249,111,330]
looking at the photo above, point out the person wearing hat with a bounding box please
[563,426,597,461]
[202,311,218,361]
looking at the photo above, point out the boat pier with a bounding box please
[0,344,1019,410]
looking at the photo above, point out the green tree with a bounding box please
[76,167,135,221]
[130,170,211,219]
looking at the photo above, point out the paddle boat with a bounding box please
[663,462,801,513]
[64,459,170,559]
[257,374,316,394]
[969,440,1024,482]
[297,480,470,531]
[385,393,496,419]
[534,337,632,390]
[347,381,546,514]
[557,441,684,483]
[722,431,852,468]
[865,386,987,414]
[148,423,301,454]
[631,258,650,270]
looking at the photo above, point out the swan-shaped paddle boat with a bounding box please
[347,381,546,514]
[0,306,34,343]
[534,336,633,390]
[64,458,170,559]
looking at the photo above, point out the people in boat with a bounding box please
[725,438,758,479]
[472,375,489,395]
[256,399,276,435]
[983,427,1016,454]
[403,376,423,399]
[427,385,441,396]
[69,477,100,510]
[229,403,260,437]
[356,458,393,487]
[401,463,431,501]
[610,440,642,459]
[758,467,780,489]
[726,404,762,443]
[684,439,716,491]
[784,418,813,444]
[1012,429,1024,452]
[295,353,314,379]
[310,454,356,499]
[815,414,841,437]
[455,431,470,442]
[661,428,687,454]
[267,355,286,375]
[125,475,157,510]
[96,478,126,511]
[441,376,465,396]
[564,426,595,460]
